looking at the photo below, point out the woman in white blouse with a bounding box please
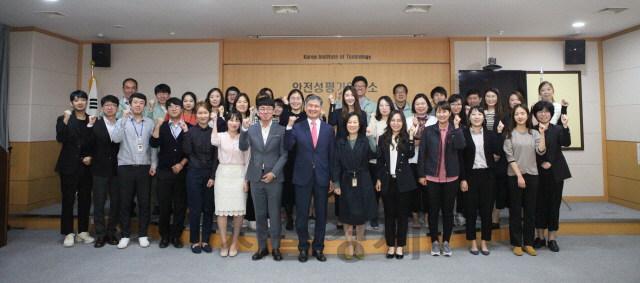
[210,110,250,258]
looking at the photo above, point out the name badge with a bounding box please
[352,177,357,187]
[138,144,144,152]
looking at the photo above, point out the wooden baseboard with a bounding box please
[563,196,609,202]
[609,197,640,211]
[9,197,62,212]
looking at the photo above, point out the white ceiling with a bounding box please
[0,0,639,40]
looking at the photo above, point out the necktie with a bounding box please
[311,121,318,148]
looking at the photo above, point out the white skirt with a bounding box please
[214,164,248,216]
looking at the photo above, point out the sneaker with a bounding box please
[370,218,379,230]
[75,232,95,243]
[249,221,257,230]
[455,214,466,226]
[139,237,150,248]
[118,237,130,249]
[442,241,452,256]
[242,219,249,228]
[63,233,75,247]
[523,246,537,256]
[533,237,546,249]
[431,241,440,256]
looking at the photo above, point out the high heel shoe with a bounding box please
[220,242,229,257]
[355,244,365,260]
[229,242,238,257]
[344,244,354,260]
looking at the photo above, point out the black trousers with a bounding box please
[495,174,509,210]
[463,169,497,241]
[427,180,459,242]
[508,174,538,247]
[186,168,214,244]
[118,165,151,238]
[93,175,119,237]
[59,169,92,235]
[456,188,465,215]
[536,175,564,231]
[156,169,187,240]
[246,184,256,221]
[409,163,428,214]
[369,163,380,220]
[382,177,411,247]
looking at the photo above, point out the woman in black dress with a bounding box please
[333,112,377,260]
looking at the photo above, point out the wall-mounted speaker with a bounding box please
[92,43,111,67]
[565,40,585,65]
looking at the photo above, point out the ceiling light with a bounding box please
[44,0,58,2]
[405,4,432,13]
[595,7,628,14]
[169,32,175,35]
[572,22,585,27]
[34,11,70,18]
[98,33,104,37]
[272,5,299,13]
[112,25,125,29]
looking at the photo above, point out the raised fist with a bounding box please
[179,121,189,132]
[370,112,376,120]
[335,90,342,101]
[218,106,225,116]
[561,114,569,128]
[413,116,419,127]
[465,105,471,116]
[328,94,335,104]
[148,99,156,109]
[281,96,289,105]
[88,115,97,125]
[288,116,298,127]
[366,127,372,136]
[243,116,251,129]
[562,99,569,107]
[539,123,547,135]
[409,124,416,136]
[210,112,217,121]
[63,110,72,119]
[156,117,164,127]
[453,115,461,128]
[497,120,504,133]
[122,110,131,119]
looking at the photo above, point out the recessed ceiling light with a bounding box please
[169,32,175,35]
[98,33,104,37]
[272,5,299,13]
[44,0,59,2]
[112,25,125,29]
[405,4,432,13]
[572,22,585,27]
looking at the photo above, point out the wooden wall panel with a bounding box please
[224,39,450,64]
[607,141,640,181]
[28,141,61,180]
[608,176,640,206]
[9,142,29,181]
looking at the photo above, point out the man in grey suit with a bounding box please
[239,97,288,261]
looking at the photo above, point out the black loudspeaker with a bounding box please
[92,43,111,67]
[565,40,585,65]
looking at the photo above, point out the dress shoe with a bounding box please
[523,246,537,256]
[298,251,309,263]
[533,237,546,249]
[272,249,283,261]
[94,236,106,248]
[171,238,184,248]
[312,250,327,262]
[385,253,394,259]
[191,245,202,254]
[470,249,479,255]
[548,240,560,252]
[159,238,170,248]
[395,252,404,260]
[481,249,491,256]
[513,246,523,256]
[107,235,119,245]
[285,217,294,231]
[202,244,213,253]
[370,218,379,230]
[252,249,269,260]
[229,243,238,257]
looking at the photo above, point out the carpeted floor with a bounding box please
[1,229,639,282]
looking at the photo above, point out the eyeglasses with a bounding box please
[394,91,406,95]
[102,104,117,109]
[450,103,462,107]
[168,106,181,110]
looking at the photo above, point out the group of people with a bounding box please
[55,75,572,261]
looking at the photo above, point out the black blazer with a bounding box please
[328,105,367,141]
[55,112,91,175]
[149,121,190,172]
[376,135,416,195]
[417,123,466,178]
[84,118,120,177]
[458,127,504,181]
[484,112,510,174]
[534,124,572,182]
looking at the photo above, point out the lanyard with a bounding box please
[131,119,144,139]
[169,124,180,140]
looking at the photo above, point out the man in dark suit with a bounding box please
[239,97,288,261]
[149,97,189,249]
[55,90,95,247]
[283,94,335,262]
[85,95,121,248]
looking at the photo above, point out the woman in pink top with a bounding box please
[210,110,250,258]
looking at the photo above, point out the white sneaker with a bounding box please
[249,221,257,230]
[75,232,95,243]
[139,237,150,248]
[63,233,75,247]
[242,219,249,228]
[118,237,130,249]
[457,214,466,226]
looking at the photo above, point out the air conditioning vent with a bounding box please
[595,7,628,14]
[34,11,70,18]
[272,5,299,14]
[405,4,432,13]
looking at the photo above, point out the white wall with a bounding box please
[454,40,604,197]
[603,29,640,143]
[8,31,78,142]
[80,42,220,103]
